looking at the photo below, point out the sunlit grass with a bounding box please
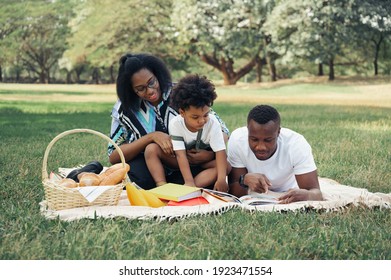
[1,78,391,108]
[0,101,113,114]
[1,81,390,260]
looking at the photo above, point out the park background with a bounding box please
[0,0,390,260]
[1,0,391,84]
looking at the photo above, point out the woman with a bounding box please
[108,53,229,189]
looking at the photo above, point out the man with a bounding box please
[227,105,323,203]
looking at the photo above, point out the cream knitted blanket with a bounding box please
[40,178,391,222]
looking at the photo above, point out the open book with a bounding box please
[147,183,282,206]
[202,189,282,206]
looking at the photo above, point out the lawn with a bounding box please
[0,77,390,260]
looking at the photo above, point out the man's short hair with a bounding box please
[247,105,280,125]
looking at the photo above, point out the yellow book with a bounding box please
[147,183,202,202]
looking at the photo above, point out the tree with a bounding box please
[172,0,274,85]
[264,0,359,80]
[0,0,71,83]
[353,0,391,75]
[1,0,73,83]
[0,1,27,82]
[62,0,186,84]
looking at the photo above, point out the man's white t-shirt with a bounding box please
[169,114,226,152]
[227,126,317,192]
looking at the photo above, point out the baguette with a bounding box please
[102,163,124,175]
[98,163,126,180]
[99,164,130,186]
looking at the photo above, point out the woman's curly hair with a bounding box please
[170,74,217,111]
[116,53,172,112]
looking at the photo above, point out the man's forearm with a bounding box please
[308,188,323,201]
[229,182,248,197]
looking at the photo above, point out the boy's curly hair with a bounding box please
[170,74,217,111]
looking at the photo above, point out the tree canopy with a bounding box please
[0,0,390,84]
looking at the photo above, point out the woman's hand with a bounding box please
[150,131,174,156]
[186,149,214,165]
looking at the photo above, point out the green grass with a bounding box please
[0,101,113,114]
[0,82,390,260]
[0,89,92,95]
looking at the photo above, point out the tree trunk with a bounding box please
[75,71,81,83]
[318,63,324,76]
[92,68,100,84]
[220,69,232,85]
[39,72,46,83]
[256,57,263,83]
[372,34,383,76]
[373,41,381,76]
[374,59,378,76]
[16,69,21,82]
[47,69,51,84]
[200,53,258,85]
[66,71,72,84]
[328,58,335,81]
[0,65,2,82]
[269,63,277,82]
[265,55,277,82]
[264,36,277,82]
[110,65,115,83]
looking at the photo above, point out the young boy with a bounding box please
[144,74,230,192]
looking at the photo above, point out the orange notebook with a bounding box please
[167,196,209,206]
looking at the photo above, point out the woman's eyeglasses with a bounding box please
[134,77,158,95]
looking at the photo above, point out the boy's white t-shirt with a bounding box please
[227,126,317,192]
[169,114,226,152]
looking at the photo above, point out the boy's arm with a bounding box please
[175,150,196,187]
[214,150,229,192]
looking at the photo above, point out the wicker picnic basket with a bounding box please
[42,128,127,210]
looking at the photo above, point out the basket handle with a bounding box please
[42,128,126,181]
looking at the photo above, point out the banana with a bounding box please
[125,183,149,206]
[140,190,166,208]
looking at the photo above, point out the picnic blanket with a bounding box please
[40,177,391,222]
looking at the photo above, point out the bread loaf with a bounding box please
[58,178,77,188]
[99,163,130,186]
[79,173,101,186]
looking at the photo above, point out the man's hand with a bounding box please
[278,185,323,204]
[245,173,272,193]
[278,189,315,204]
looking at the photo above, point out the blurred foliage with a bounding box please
[0,0,390,84]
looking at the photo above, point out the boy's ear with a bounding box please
[179,108,185,117]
